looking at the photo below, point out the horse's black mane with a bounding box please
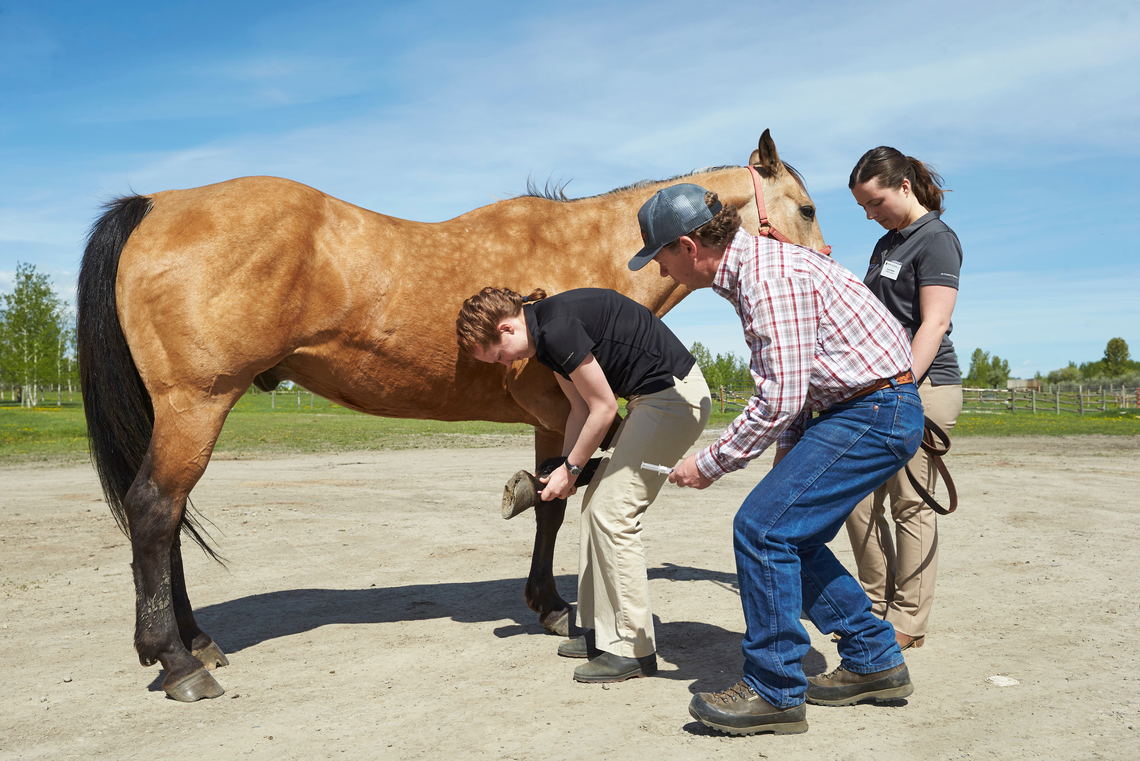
[520,165,740,203]
[520,162,807,202]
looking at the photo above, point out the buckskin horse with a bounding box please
[77,129,829,701]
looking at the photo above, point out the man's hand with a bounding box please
[669,454,714,490]
[539,465,577,501]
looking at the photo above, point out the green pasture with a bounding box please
[2,391,1138,465]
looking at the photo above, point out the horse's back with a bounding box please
[115,177,535,421]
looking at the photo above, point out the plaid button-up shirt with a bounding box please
[695,229,913,481]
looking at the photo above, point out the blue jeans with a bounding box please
[734,382,924,707]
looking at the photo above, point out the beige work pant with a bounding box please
[576,369,711,658]
[845,379,963,639]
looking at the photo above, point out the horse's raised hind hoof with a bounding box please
[502,470,541,520]
[192,639,230,670]
[540,607,571,637]
[164,668,225,702]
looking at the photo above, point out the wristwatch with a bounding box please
[566,462,583,477]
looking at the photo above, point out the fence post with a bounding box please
[1009,387,1015,412]
[1031,389,1036,414]
[271,389,275,409]
[1101,387,1106,411]
[719,385,725,413]
[1055,388,1060,414]
[1078,389,1084,416]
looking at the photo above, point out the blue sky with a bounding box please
[2,0,1138,378]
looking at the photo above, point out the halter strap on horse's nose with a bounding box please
[747,164,832,256]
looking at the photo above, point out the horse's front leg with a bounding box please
[524,426,572,635]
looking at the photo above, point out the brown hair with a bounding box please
[456,287,548,354]
[663,190,742,253]
[849,147,948,214]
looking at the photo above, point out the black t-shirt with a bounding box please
[864,211,963,385]
[524,288,695,398]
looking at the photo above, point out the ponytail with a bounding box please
[850,146,949,214]
[456,287,549,354]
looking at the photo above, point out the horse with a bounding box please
[77,129,828,701]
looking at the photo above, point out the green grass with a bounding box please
[954,407,1140,436]
[2,392,1137,465]
[0,391,533,464]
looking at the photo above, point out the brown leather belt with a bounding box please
[836,370,915,406]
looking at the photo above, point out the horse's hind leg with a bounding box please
[126,398,232,701]
[171,535,229,670]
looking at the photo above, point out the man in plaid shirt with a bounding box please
[628,183,925,736]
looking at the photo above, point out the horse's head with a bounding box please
[746,128,828,253]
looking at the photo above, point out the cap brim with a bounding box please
[627,243,664,271]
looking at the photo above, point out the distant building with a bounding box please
[1007,378,1043,391]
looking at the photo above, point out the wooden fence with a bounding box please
[711,382,1138,416]
[961,386,1138,415]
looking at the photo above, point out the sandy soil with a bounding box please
[2,434,1139,760]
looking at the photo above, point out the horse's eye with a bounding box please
[800,205,816,221]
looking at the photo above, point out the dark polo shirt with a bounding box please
[864,211,963,385]
[524,288,695,399]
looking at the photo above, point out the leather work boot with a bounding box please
[557,629,601,659]
[572,652,657,683]
[688,680,808,735]
[805,663,913,706]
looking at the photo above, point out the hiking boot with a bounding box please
[557,629,600,659]
[688,680,808,736]
[572,652,657,683]
[806,663,913,706]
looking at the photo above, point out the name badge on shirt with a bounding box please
[881,260,902,281]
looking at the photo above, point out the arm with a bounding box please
[674,276,817,489]
[540,353,618,501]
[693,277,816,481]
[911,285,957,380]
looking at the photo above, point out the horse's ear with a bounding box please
[753,129,782,176]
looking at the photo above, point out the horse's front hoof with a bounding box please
[540,607,571,637]
[502,470,540,520]
[192,639,230,670]
[164,668,225,702]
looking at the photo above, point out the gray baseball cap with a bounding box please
[628,183,722,271]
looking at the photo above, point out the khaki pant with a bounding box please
[845,379,962,639]
[576,369,711,658]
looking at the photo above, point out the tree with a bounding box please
[690,341,752,390]
[0,263,64,407]
[964,348,1011,388]
[965,348,991,388]
[1046,362,1082,384]
[1103,337,1130,377]
[988,354,1011,389]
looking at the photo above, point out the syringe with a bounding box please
[641,462,675,475]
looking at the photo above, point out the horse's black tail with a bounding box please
[78,196,221,561]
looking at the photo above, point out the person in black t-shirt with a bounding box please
[457,287,711,683]
[845,147,964,652]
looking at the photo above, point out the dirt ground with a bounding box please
[2,434,1139,760]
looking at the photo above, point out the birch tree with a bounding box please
[0,263,64,407]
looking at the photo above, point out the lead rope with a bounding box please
[905,416,958,515]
